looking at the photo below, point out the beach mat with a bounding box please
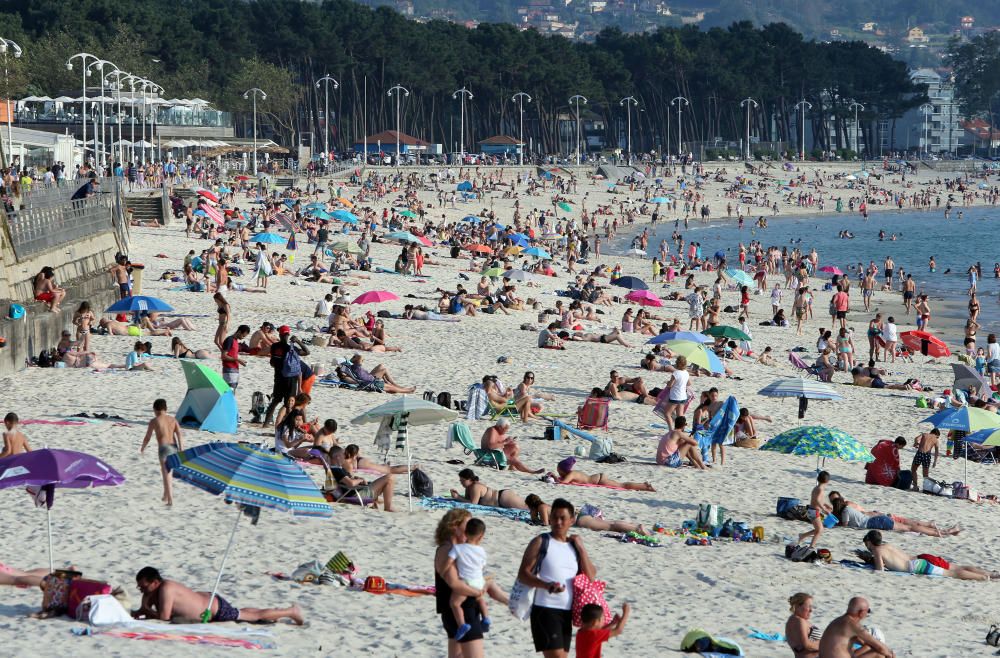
[418,496,531,522]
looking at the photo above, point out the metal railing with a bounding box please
[6,193,117,260]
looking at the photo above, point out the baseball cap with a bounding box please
[277,325,291,334]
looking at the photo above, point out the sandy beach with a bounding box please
[2,160,999,657]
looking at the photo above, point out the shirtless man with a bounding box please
[862,530,997,581]
[109,255,132,300]
[0,412,31,458]
[140,399,184,506]
[248,322,279,356]
[910,429,939,492]
[98,317,133,336]
[655,416,705,469]
[481,418,543,474]
[134,566,303,625]
[901,275,916,315]
[561,328,632,347]
[604,370,655,405]
[817,596,894,658]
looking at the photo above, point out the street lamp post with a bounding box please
[849,101,865,161]
[793,99,812,160]
[453,87,473,162]
[671,96,689,159]
[919,102,933,159]
[66,52,102,167]
[740,97,759,161]
[511,92,531,166]
[569,94,587,166]
[104,69,134,168]
[387,85,409,166]
[87,59,120,171]
[243,88,266,174]
[314,74,339,159]
[0,38,22,170]
[619,96,637,164]
[142,80,163,165]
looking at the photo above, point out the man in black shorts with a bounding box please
[262,326,303,425]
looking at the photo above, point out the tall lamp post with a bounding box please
[119,73,145,164]
[919,102,933,159]
[87,59,121,170]
[569,94,587,166]
[387,85,409,166]
[671,95,689,159]
[511,92,531,166]
[740,97,759,161]
[453,87,473,162]
[793,99,812,160]
[314,74,339,158]
[104,69,135,168]
[66,52,102,167]
[619,96,638,164]
[0,38,22,170]
[243,88,266,174]
[140,79,163,165]
[849,101,865,161]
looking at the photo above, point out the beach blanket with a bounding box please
[22,419,88,427]
[557,480,630,491]
[838,560,934,576]
[417,496,532,522]
[73,622,275,650]
[694,396,739,461]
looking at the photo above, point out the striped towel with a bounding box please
[394,413,409,452]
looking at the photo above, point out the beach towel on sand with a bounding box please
[418,496,531,522]
[557,480,630,491]
[73,621,276,650]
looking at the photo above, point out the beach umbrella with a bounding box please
[217,186,231,195]
[461,215,481,223]
[166,443,332,621]
[503,246,524,256]
[502,269,534,281]
[724,268,754,287]
[523,246,551,259]
[509,233,531,248]
[625,290,663,307]
[196,189,219,203]
[416,235,433,247]
[921,406,1000,433]
[234,175,251,181]
[337,197,354,208]
[610,276,649,290]
[352,397,458,511]
[193,209,207,217]
[329,240,363,255]
[331,210,359,224]
[249,232,286,244]
[456,181,473,191]
[176,361,238,434]
[758,377,843,418]
[651,196,670,203]
[704,325,752,341]
[557,202,572,212]
[398,210,416,219]
[647,331,712,345]
[352,290,400,305]
[465,244,494,255]
[482,267,503,278]
[761,426,874,468]
[105,295,173,313]
[385,231,421,244]
[952,363,990,394]
[664,340,725,374]
[0,449,124,572]
[818,266,844,276]
[305,202,326,210]
[900,330,951,357]
[310,210,334,221]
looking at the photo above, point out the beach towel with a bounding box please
[838,560,931,576]
[22,419,89,427]
[73,621,275,650]
[417,496,532,522]
[465,384,490,420]
[694,396,739,461]
[557,480,630,491]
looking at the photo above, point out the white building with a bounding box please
[883,68,962,155]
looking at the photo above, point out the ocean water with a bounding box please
[616,207,1000,342]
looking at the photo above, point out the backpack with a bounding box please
[281,346,302,378]
[589,436,614,460]
[410,469,433,497]
[436,392,452,410]
[37,350,54,368]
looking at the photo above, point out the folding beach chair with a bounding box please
[576,397,610,431]
[448,421,507,470]
[320,465,375,511]
[488,400,518,420]
[788,351,829,382]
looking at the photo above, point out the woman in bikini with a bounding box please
[72,302,96,351]
[555,457,655,491]
[512,371,555,423]
[835,327,855,370]
[343,444,412,475]
[866,314,883,362]
[784,592,820,658]
[525,494,649,535]
[370,320,403,352]
[171,337,209,359]
[214,292,230,350]
[148,312,196,331]
[449,468,527,509]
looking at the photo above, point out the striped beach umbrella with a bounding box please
[758,378,843,401]
[761,426,873,465]
[647,331,712,345]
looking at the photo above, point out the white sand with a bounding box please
[1,163,998,657]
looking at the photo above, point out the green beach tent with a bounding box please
[175,360,238,434]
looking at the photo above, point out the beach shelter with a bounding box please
[952,363,990,394]
[176,361,238,434]
[625,290,663,307]
[610,276,648,290]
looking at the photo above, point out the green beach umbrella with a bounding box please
[399,210,417,218]
[482,268,503,278]
[664,340,725,374]
[329,241,363,255]
[557,202,572,212]
[703,325,751,341]
[761,426,874,468]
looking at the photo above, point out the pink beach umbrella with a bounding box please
[625,290,663,307]
[352,290,400,305]
[818,266,843,276]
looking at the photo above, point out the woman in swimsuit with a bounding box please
[969,292,981,323]
[0,562,50,589]
[836,327,855,370]
[214,292,230,350]
[343,444,412,475]
[450,469,527,509]
[555,457,655,491]
[148,312,196,331]
[171,337,209,359]
[525,494,649,535]
[621,307,635,333]
[370,320,403,352]
[866,314,883,361]
[513,371,555,423]
[72,302,96,352]
[784,592,820,658]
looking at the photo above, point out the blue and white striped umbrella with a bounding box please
[758,378,843,401]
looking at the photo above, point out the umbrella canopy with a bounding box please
[922,406,1000,432]
[461,215,481,223]
[952,363,991,394]
[509,234,531,248]
[704,325,752,341]
[625,290,663,307]
[557,202,572,212]
[464,244,493,255]
[647,331,712,345]
[352,290,400,305]
[457,181,473,191]
[523,246,551,259]
[651,196,670,203]
[385,231,421,244]
[610,276,648,290]
[965,428,1000,447]
[311,210,334,221]
[0,449,124,571]
[329,240,364,255]
[399,210,417,219]
[482,268,503,278]
[196,189,219,203]
[503,269,535,281]
[352,396,458,427]
[818,266,844,276]
[337,197,354,208]
[503,246,524,256]
[249,232,286,244]
[665,340,725,374]
[900,330,951,357]
[724,268,754,287]
[761,426,873,463]
[758,378,843,401]
[331,210,359,224]
[105,295,173,313]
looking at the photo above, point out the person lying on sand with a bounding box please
[862,530,997,580]
[559,328,631,347]
[134,566,304,624]
[828,491,958,537]
[555,457,655,491]
[850,367,916,390]
[450,468,528,509]
[526,494,649,535]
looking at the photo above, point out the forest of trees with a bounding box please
[0,0,928,156]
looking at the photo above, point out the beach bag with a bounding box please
[776,497,800,516]
[697,504,727,530]
[752,526,765,542]
[410,469,433,498]
[922,478,944,495]
[787,544,819,563]
[894,470,913,491]
[41,570,81,614]
[954,483,977,501]
[436,392,452,410]
[509,532,560,621]
[588,435,614,460]
[281,346,302,377]
[326,551,357,576]
[987,625,1000,647]
[84,594,132,625]
[67,579,112,618]
[680,629,743,655]
[571,573,611,628]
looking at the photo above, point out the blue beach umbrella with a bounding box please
[193,209,207,217]
[758,378,843,401]
[105,295,173,313]
[310,210,334,221]
[922,407,1000,432]
[761,426,873,466]
[385,230,422,244]
[457,181,473,191]
[647,331,712,345]
[523,246,551,259]
[724,268,754,287]
[331,210,359,224]
[249,232,286,244]
[462,215,481,223]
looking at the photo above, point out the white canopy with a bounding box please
[20,95,53,102]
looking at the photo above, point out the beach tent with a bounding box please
[175,361,238,434]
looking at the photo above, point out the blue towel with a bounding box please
[418,496,531,523]
[746,628,785,642]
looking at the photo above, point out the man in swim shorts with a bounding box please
[134,567,304,624]
[862,531,997,580]
[909,429,939,492]
[141,399,184,507]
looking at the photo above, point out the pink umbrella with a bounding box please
[416,235,432,247]
[818,266,843,276]
[352,290,400,305]
[625,290,663,307]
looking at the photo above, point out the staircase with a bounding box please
[125,196,166,226]
[275,176,297,188]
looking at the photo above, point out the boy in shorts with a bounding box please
[798,471,832,549]
[576,602,631,658]
[449,518,490,640]
[140,399,184,507]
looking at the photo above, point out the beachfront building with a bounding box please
[478,135,525,157]
[881,69,962,156]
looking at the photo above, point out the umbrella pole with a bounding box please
[203,507,242,623]
[965,441,969,487]
[46,506,54,574]
[407,440,413,513]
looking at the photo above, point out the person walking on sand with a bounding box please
[140,399,184,507]
[798,471,832,549]
[0,412,31,458]
[910,429,940,492]
[818,597,894,658]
